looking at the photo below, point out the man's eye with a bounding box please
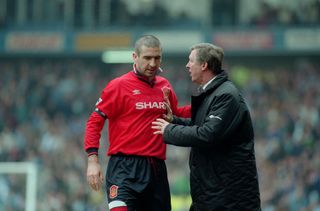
[144,57,160,60]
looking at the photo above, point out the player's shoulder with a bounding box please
[109,72,132,84]
[101,73,129,92]
[155,75,173,89]
[156,75,170,83]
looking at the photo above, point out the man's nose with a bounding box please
[150,58,156,67]
[186,63,190,70]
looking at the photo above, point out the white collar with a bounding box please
[202,76,216,91]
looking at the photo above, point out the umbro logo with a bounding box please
[132,89,141,95]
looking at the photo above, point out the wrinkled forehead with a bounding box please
[138,46,162,57]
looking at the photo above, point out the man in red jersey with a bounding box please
[84,35,190,211]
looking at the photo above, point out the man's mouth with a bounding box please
[147,69,156,73]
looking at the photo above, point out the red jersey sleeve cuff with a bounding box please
[86,148,98,156]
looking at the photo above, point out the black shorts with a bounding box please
[105,154,171,211]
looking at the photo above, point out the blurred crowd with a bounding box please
[1,0,320,29]
[247,0,320,27]
[0,57,319,211]
[109,0,320,27]
[229,59,320,211]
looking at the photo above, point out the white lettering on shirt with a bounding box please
[136,102,166,110]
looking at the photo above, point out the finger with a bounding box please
[164,98,171,106]
[156,118,167,122]
[88,177,94,185]
[151,126,162,130]
[151,124,162,129]
[92,176,100,187]
[92,176,98,185]
[164,101,172,108]
[100,173,104,183]
[152,121,162,126]
[92,183,99,191]
[89,181,96,190]
[87,176,94,184]
[95,182,101,191]
[90,182,95,190]
[163,102,171,112]
[93,180,101,191]
[152,119,166,125]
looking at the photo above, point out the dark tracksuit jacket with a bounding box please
[163,72,261,211]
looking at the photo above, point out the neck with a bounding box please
[202,74,217,90]
[202,73,215,85]
[132,67,155,86]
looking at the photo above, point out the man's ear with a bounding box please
[201,62,208,71]
[132,52,138,61]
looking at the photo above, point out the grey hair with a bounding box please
[134,35,162,56]
[190,43,224,74]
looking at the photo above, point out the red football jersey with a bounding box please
[84,71,190,160]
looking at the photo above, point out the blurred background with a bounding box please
[0,0,319,210]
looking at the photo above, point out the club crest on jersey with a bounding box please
[109,185,118,199]
[161,86,171,97]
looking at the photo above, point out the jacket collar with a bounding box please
[200,70,228,95]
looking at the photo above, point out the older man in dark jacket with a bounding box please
[152,43,261,211]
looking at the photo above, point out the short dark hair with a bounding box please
[134,35,162,56]
[190,43,224,74]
